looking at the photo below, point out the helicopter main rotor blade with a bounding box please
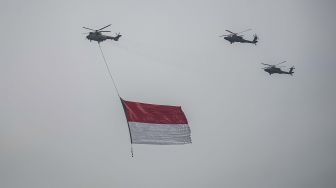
[219,34,229,37]
[83,27,95,31]
[98,24,112,31]
[237,28,252,34]
[261,63,273,66]
[100,31,111,32]
[225,30,236,34]
[276,61,287,65]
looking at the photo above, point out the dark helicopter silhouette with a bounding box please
[83,24,121,43]
[219,29,258,45]
[262,61,295,75]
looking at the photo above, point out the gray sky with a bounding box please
[1,0,336,188]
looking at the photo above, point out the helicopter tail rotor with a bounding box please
[289,66,295,75]
[252,34,258,44]
[112,32,122,41]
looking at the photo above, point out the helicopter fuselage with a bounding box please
[86,32,121,43]
[224,34,258,44]
[224,35,243,43]
[264,67,294,75]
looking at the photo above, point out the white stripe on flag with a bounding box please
[129,122,192,145]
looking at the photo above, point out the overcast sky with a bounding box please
[1,0,336,188]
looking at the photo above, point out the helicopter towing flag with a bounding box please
[121,98,191,145]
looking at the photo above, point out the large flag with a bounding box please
[121,99,191,145]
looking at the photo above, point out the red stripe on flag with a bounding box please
[121,99,188,124]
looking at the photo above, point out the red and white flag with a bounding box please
[121,99,191,145]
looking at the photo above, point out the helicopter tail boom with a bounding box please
[106,33,122,41]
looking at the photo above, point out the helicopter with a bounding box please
[83,24,121,43]
[261,61,295,75]
[219,29,258,44]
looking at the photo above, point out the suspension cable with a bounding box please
[98,43,134,157]
[98,43,121,98]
